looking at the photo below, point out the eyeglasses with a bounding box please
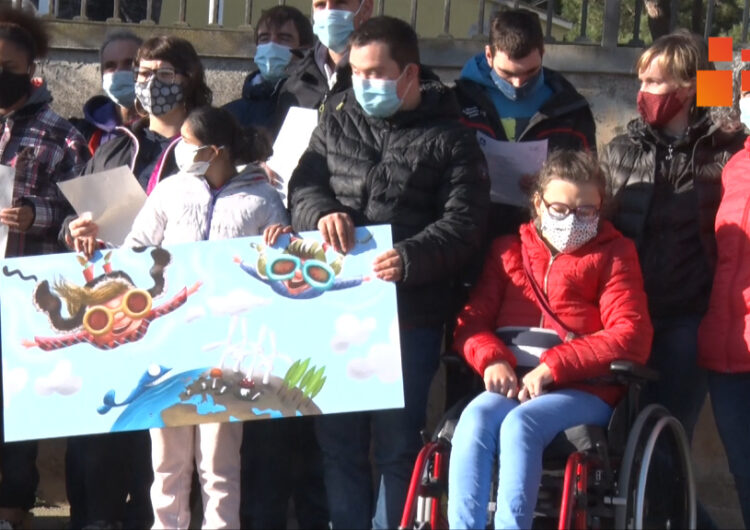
[133,67,181,84]
[542,198,600,221]
[83,289,153,336]
[266,255,335,290]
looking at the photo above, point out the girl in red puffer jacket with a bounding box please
[447,149,653,530]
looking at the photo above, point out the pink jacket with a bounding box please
[699,136,750,372]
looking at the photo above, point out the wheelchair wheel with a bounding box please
[614,404,696,529]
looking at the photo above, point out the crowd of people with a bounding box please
[0,0,749,529]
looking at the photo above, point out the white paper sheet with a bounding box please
[266,106,319,206]
[57,166,147,247]
[477,133,549,207]
[0,165,15,258]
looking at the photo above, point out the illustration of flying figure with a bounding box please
[7,248,202,351]
[234,236,369,299]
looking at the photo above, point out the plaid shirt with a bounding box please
[1,81,89,258]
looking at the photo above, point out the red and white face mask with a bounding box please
[637,90,686,127]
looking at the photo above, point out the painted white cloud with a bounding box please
[346,319,402,383]
[184,305,207,322]
[331,314,377,354]
[34,359,82,396]
[3,366,28,406]
[206,289,272,316]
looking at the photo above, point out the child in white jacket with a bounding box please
[73,106,288,529]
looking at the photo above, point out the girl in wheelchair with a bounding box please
[447,149,653,529]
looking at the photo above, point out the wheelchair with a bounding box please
[399,358,696,529]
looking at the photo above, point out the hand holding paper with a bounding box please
[57,166,147,247]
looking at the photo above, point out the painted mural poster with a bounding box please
[1,225,402,442]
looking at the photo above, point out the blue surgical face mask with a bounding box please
[313,7,359,54]
[352,69,411,118]
[490,67,544,101]
[740,96,750,131]
[102,70,136,108]
[254,42,293,83]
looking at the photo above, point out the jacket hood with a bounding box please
[626,108,723,148]
[240,70,279,100]
[460,52,495,90]
[188,163,269,191]
[459,54,588,119]
[520,218,621,257]
[9,78,53,119]
[83,95,121,133]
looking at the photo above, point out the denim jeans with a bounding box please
[315,326,442,529]
[448,389,612,530]
[707,371,750,529]
[643,315,708,440]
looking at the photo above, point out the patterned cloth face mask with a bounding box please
[540,207,599,254]
[135,77,184,116]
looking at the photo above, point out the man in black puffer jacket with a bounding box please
[289,16,489,530]
[601,32,745,447]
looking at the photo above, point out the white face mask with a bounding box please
[540,208,599,253]
[174,139,211,176]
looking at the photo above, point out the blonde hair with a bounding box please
[54,278,130,317]
[636,29,708,87]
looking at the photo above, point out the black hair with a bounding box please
[256,6,314,48]
[185,106,272,164]
[0,7,49,61]
[489,8,544,59]
[135,35,212,112]
[99,30,143,66]
[350,16,420,70]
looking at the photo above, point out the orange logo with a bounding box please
[697,37,749,107]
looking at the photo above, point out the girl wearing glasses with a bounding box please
[120,105,287,530]
[447,150,653,530]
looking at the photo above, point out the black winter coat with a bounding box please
[273,42,352,134]
[601,112,745,318]
[454,67,596,240]
[223,70,280,133]
[289,80,490,326]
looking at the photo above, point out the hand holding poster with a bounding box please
[57,166,147,246]
[476,133,548,207]
[1,225,402,442]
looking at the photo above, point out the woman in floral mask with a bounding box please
[448,149,652,530]
[60,35,212,530]
[600,31,745,451]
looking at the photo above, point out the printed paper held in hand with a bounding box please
[266,106,319,206]
[58,166,147,246]
[0,165,15,258]
[477,133,548,207]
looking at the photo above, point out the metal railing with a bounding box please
[13,0,750,49]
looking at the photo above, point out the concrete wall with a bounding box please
[40,41,641,147]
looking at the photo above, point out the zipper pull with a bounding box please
[666,144,674,161]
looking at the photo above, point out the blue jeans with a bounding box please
[707,371,750,529]
[448,389,612,530]
[315,326,442,529]
[643,315,708,440]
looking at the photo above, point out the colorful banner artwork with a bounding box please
[1,226,402,442]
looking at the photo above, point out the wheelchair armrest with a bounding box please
[609,361,659,383]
